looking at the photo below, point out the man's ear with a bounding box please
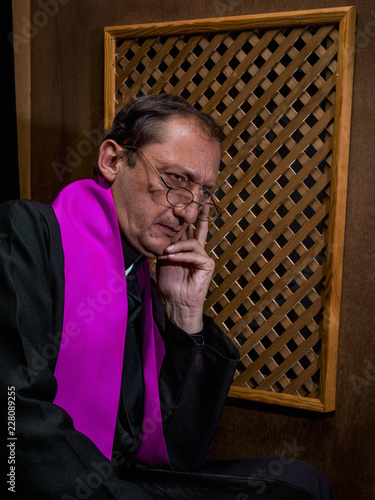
[97,140,123,183]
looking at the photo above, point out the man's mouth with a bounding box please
[158,223,182,238]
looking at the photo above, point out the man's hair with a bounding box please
[94,93,224,174]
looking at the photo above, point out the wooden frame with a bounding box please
[12,0,31,199]
[104,6,356,412]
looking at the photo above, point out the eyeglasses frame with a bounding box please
[117,144,222,221]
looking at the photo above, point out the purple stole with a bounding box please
[51,177,171,467]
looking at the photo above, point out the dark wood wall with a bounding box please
[18,0,375,498]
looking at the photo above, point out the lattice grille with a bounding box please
[105,8,355,411]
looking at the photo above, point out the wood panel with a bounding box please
[104,7,356,412]
[17,1,374,498]
[12,0,31,200]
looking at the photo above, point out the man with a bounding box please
[0,94,338,499]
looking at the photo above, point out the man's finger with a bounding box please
[180,225,189,241]
[158,250,214,271]
[164,238,207,256]
[194,214,209,247]
[187,223,194,239]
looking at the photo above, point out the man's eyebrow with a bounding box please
[160,162,217,191]
[202,182,217,193]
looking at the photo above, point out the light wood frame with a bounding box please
[104,6,356,412]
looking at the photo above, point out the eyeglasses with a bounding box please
[118,144,222,221]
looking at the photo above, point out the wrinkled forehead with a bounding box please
[147,117,222,182]
[159,114,222,147]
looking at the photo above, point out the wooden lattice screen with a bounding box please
[104,7,356,412]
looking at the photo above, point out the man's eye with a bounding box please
[168,174,185,185]
[200,189,212,200]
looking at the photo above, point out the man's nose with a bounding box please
[173,202,199,224]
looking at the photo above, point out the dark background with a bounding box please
[6,1,375,498]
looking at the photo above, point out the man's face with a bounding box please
[108,117,221,258]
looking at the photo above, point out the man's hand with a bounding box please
[156,213,215,334]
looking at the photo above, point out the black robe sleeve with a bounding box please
[0,200,152,499]
[151,284,239,472]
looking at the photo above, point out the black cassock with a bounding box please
[0,199,338,500]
